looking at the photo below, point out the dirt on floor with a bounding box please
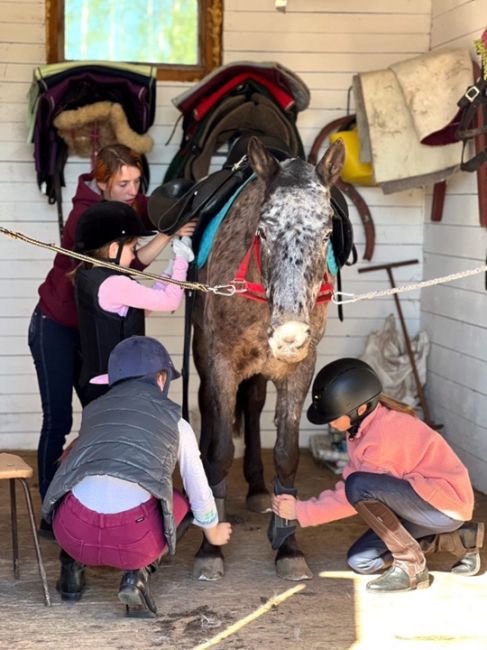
[1,449,487,650]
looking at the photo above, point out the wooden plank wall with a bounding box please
[0,1,432,453]
[426,0,487,493]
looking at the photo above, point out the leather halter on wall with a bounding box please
[455,61,487,228]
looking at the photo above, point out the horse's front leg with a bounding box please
[270,364,315,581]
[193,356,237,582]
[237,374,270,512]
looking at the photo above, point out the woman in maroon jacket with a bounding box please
[29,144,193,530]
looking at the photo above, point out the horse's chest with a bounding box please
[208,299,269,336]
[224,335,298,382]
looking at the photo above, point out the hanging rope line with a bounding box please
[332,264,487,305]
[0,226,245,296]
[1,225,485,303]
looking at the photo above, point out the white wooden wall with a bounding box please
[223,0,430,450]
[424,0,487,493]
[2,1,468,463]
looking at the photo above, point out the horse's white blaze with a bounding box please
[268,320,310,361]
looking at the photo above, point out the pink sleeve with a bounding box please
[98,260,188,314]
[150,257,189,311]
[295,479,357,527]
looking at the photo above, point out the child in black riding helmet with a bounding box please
[272,358,483,593]
[42,336,232,617]
[72,200,194,405]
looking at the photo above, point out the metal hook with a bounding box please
[209,281,248,296]
[346,86,353,116]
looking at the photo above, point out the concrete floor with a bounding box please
[1,449,486,650]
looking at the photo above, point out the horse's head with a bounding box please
[248,136,345,363]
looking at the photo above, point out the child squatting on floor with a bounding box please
[272,357,484,593]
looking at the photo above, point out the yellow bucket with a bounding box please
[329,128,375,186]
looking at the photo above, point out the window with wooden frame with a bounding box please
[46,0,223,82]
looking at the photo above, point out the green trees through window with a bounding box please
[47,0,222,81]
[65,0,198,65]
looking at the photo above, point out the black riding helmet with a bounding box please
[74,201,156,254]
[307,358,382,426]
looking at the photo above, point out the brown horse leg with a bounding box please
[271,370,315,580]
[193,447,235,581]
[193,479,228,581]
[192,340,237,581]
[193,422,234,581]
[275,534,313,581]
[237,375,270,512]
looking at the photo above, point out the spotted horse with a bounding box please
[191,136,346,581]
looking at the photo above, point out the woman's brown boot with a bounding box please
[354,500,430,593]
[420,521,484,576]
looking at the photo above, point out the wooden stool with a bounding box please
[0,453,51,606]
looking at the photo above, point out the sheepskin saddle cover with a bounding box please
[53,101,154,156]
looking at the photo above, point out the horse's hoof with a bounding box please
[192,557,225,581]
[276,556,313,581]
[246,491,271,513]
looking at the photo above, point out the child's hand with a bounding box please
[203,522,232,546]
[272,494,297,520]
[176,220,197,237]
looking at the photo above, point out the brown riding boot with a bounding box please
[420,521,484,576]
[354,500,430,593]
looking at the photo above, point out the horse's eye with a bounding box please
[257,227,267,241]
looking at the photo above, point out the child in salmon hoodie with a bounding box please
[272,358,483,593]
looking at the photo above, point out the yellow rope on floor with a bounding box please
[191,583,306,650]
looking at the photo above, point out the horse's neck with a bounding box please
[208,181,263,281]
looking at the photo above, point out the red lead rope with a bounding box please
[234,236,333,303]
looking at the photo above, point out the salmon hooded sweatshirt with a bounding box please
[296,403,474,527]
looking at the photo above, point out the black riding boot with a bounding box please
[57,550,86,601]
[118,566,157,617]
[354,500,430,593]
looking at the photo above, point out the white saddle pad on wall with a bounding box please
[353,48,473,193]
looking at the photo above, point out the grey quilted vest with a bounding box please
[42,377,180,554]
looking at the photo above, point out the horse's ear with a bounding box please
[316,138,345,187]
[247,136,280,182]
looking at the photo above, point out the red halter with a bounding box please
[234,235,333,303]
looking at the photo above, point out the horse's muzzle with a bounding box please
[268,321,311,362]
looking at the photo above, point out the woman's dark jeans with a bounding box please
[344,471,463,574]
[28,308,85,499]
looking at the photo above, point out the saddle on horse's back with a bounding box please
[148,135,288,251]
[148,134,355,270]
